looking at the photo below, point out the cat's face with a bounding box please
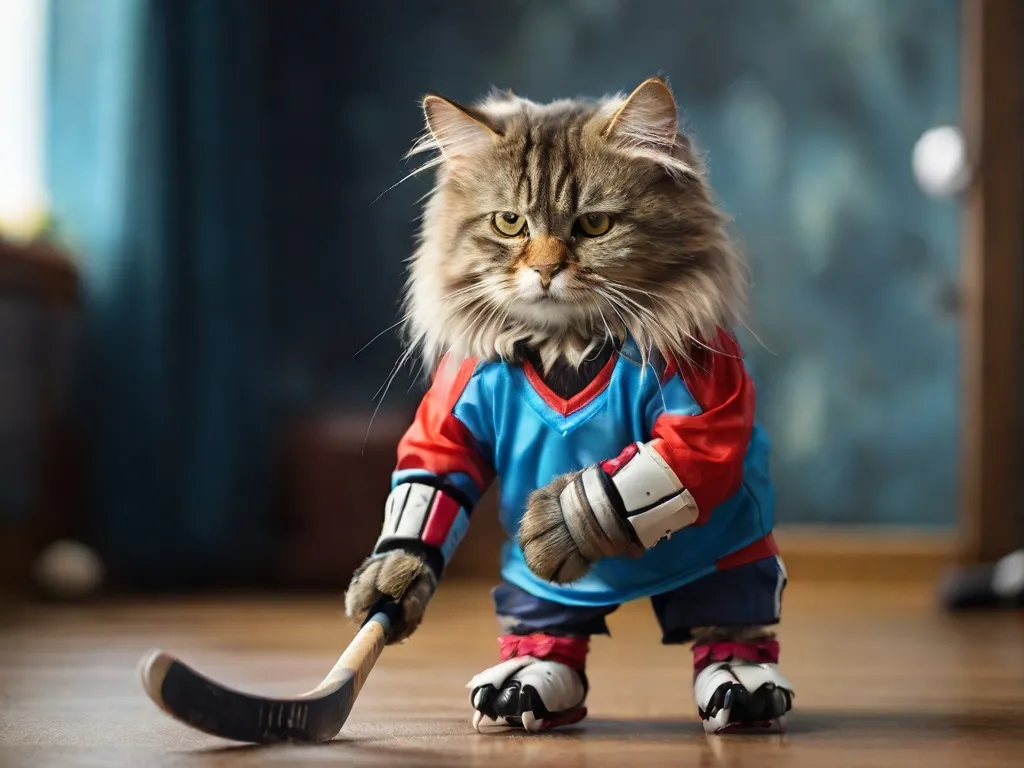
[404,79,744,370]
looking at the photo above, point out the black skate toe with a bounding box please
[491,681,552,725]
[700,682,748,720]
[730,682,792,724]
[471,684,500,718]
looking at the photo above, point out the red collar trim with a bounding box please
[522,353,618,416]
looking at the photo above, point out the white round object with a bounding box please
[32,539,104,599]
[912,125,970,198]
[993,549,1024,599]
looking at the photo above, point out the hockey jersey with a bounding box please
[385,331,776,607]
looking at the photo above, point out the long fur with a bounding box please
[518,471,592,584]
[344,550,437,644]
[401,77,747,375]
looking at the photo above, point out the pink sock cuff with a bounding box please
[498,634,589,672]
[692,638,780,672]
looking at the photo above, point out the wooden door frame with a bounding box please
[958,0,1023,564]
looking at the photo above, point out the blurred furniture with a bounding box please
[278,410,410,588]
[278,408,510,588]
[0,235,83,593]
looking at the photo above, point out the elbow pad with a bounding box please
[600,442,699,548]
[372,480,472,577]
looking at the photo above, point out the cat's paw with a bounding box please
[343,549,436,644]
[518,471,594,584]
[518,464,635,584]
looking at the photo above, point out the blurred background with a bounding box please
[0,0,1019,599]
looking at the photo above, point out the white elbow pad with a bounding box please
[606,442,698,548]
[374,482,470,564]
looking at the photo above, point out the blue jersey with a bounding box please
[391,334,776,607]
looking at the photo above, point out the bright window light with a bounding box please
[0,0,49,240]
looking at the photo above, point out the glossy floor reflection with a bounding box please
[1,579,1022,767]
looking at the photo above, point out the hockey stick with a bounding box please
[138,599,401,744]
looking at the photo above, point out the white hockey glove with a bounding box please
[518,442,698,583]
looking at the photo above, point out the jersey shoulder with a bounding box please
[617,331,750,418]
[447,356,519,449]
[448,356,509,407]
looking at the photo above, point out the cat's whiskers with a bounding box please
[466,297,505,352]
[596,285,662,351]
[354,316,410,358]
[617,290,724,372]
[734,316,775,357]
[370,154,445,207]
[602,283,660,321]
[364,343,417,453]
[444,288,516,361]
[593,288,640,341]
[448,303,494,354]
[595,284,682,372]
[624,276,754,357]
[594,305,616,344]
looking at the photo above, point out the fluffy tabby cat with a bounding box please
[403,79,744,374]
[346,78,793,735]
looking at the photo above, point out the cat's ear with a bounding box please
[422,94,500,159]
[603,78,679,155]
[603,78,695,181]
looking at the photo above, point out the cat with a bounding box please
[402,81,744,375]
[345,78,793,734]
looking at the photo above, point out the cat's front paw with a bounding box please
[518,465,634,584]
[519,471,589,584]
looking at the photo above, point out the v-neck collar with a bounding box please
[521,351,619,417]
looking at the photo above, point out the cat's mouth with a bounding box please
[506,293,591,330]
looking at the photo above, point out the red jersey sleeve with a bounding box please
[394,354,495,503]
[647,330,755,523]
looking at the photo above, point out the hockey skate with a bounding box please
[693,638,794,733]
[467,634,588,733]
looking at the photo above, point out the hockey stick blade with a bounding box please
[139,600,401,744]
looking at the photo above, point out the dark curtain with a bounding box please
[47,0,270,586]
[46,0,388,587]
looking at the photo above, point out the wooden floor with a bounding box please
[1,580,1023,767]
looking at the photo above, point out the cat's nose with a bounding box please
[532,261,566,288]
[523,234,569,290]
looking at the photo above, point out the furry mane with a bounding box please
[398,79,748,377]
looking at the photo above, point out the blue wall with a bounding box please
[338,0,963,527]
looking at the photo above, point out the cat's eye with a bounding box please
[577,212,612,237]
[492,212,527,237]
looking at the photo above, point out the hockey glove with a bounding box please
[518,442,698,583]
[345,480,471,642]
